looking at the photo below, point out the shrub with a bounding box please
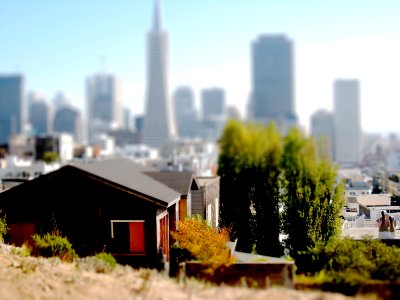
[170,215,235,273]
[10,243,31,257]
[31,233,78,262]
[0,211,7,241]
[297,236,400,283]
[77,253,117,273]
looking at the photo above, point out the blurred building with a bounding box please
[86,72,123,143]
[142,0,176,149]
[28,91,51,136]
[227,105,241,120]
[123,107,133,130]
[53,105,83,144]
[310,109,334,159]
[173,86,198,139]
[200,87,226,142]
[334,79,362,167]
[0,75,25,145]
[201,87,225,120]
[249,34,297,134]
[35,133,74,163]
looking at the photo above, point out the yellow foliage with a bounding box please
[170,215,235,272]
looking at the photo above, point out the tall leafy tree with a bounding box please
[250,123,283,257]
[218,120,255,252]
[280,128,345,259]
[218,121,283,255]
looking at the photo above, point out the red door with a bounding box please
[129,222,145,253]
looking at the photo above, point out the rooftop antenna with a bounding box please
[153,0,162,31]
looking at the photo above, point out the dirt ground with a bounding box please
[0,244,371,300]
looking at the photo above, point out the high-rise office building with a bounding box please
[53,105,83,144]
[28,91,51,136]
[86,72,122,142]
[249,34,297,133]
[0,75,25,145]
[310,109,335,159]
[201,88,225,121]
[123,107,133,130]
[173,86,198,139]
[200,87,226,141]
[333,79,362,167]
[142,0,176,149]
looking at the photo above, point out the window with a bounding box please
[110,220,145,253]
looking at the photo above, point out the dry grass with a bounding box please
[0,243,366,300]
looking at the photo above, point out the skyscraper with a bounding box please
[201,88,225,121]
[53,105,83,144]
[173,86,198,139]
[86,72,122,143]
[28,91,51,136]
[310,109,335,159]
[249,34,297,133]
[0,75,25,145]
[333,79,362,167]
[142,0,176,149]
[200,87,226,141]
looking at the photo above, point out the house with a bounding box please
[196,176,220,228]
[0,158,203,269]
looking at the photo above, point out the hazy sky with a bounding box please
[1,0,399,134]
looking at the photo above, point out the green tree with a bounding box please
[250,123,283,257]
[218,120,283,255]
[280,127,345,260]
[42,151,59,164]
[218,120,255,252]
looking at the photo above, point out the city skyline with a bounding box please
[1,1,400,134]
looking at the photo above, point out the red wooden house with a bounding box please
[0,158,200,269]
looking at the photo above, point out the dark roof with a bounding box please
[71,158,181,206]
[144,171,199,195]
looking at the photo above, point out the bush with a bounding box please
[170,215,235,273]
[95,252,117,269]
[31,233,78,262]
[77,253,117,273]
[297,236,400,284]
[0,211,7,241]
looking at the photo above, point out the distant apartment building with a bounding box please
[249,34,297,134]
[310,109,334,159]
[35,133,74,163]
[0,75,25,145]
[334,79,362,167]
[173,86,198,139]
[86,72,123,143]
[28,91,51,136]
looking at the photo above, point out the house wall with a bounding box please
[0,168,165,269]
[201,177,220,229]
[191,190,203,217]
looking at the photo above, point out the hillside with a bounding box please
[0,243,364,300]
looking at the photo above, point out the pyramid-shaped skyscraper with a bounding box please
[142,0,176,149]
